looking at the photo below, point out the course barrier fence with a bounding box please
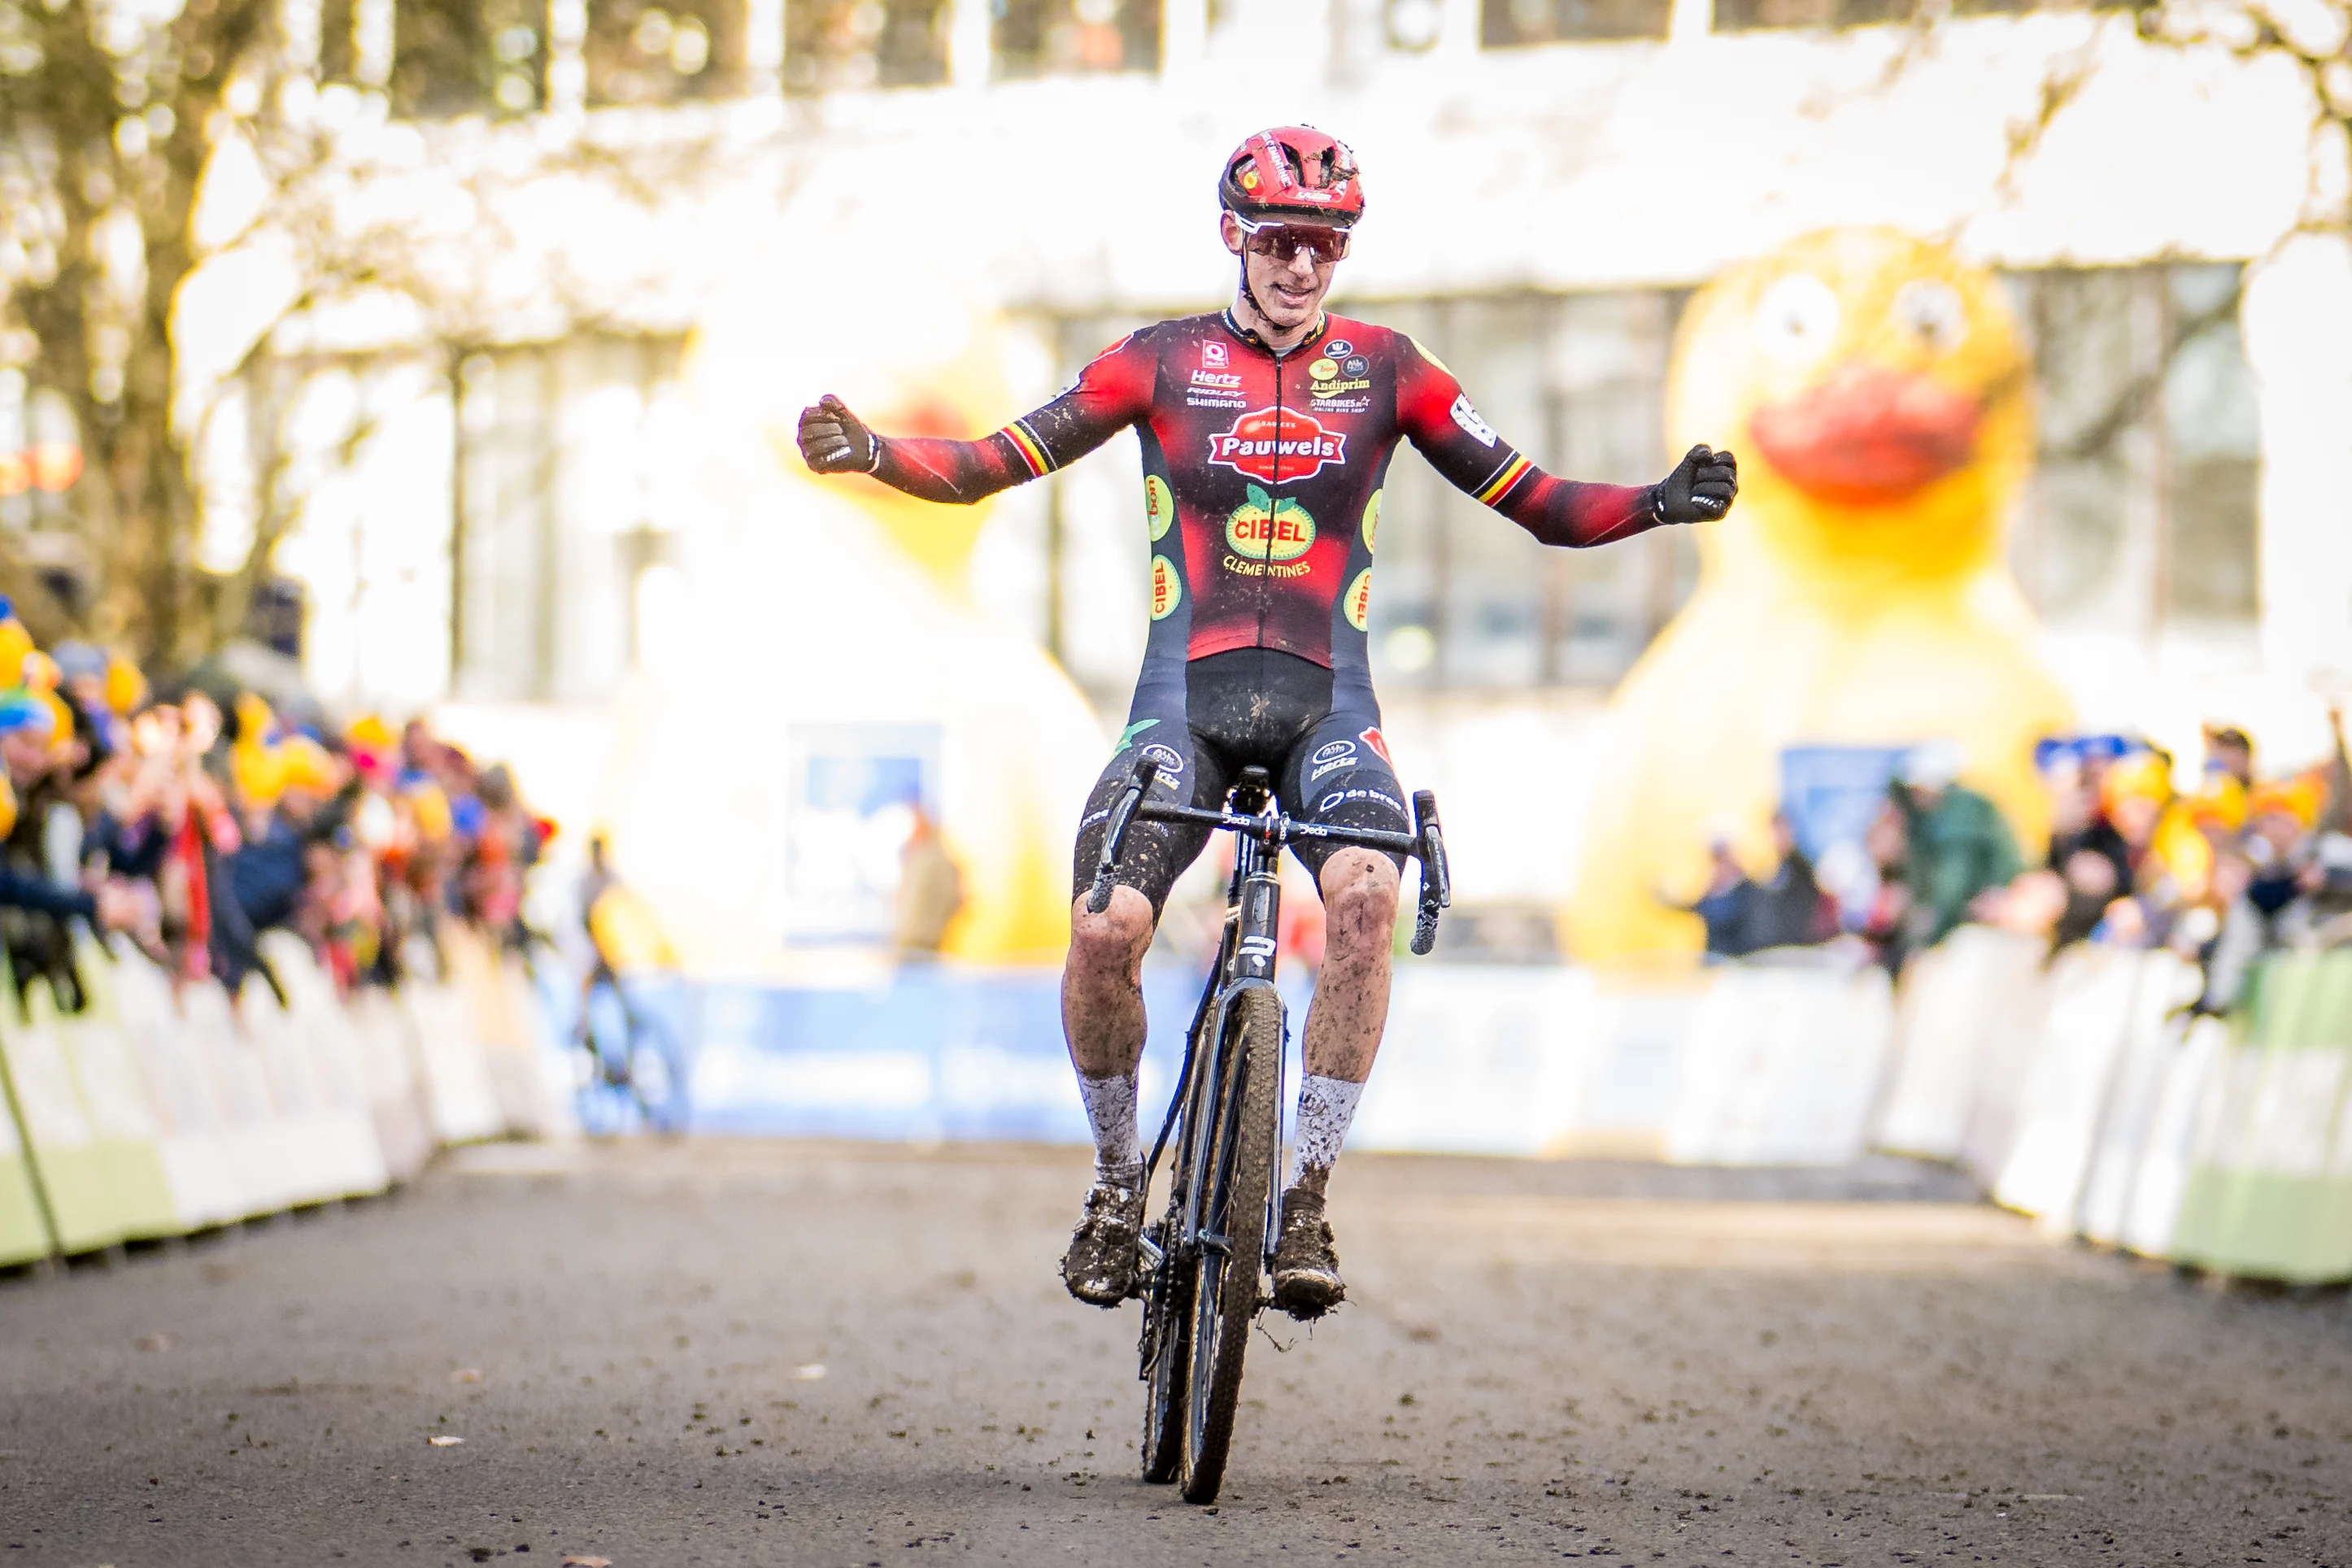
[1872,932,2352,1283]
[9,918,2341,1287]
[0,924,573,1266]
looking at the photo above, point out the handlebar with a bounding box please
[1085,754,1453,954]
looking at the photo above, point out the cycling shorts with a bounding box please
[1072,647,1411,920]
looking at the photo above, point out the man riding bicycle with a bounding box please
[799,127,1737,1320]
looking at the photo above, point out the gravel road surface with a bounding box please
[2,1139,2348,1566]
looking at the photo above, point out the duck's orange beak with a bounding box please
[1748,364,1981,506]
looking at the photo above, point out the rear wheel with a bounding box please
[1178,985,1284,1504]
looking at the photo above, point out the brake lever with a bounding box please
[1086,754,1161,914]
[1409,789,1449,956]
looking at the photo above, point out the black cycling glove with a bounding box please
[797,394,880,475]
[1651,443,1739,525]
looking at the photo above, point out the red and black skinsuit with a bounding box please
[870,310,1666,909]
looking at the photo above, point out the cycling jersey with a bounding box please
[868,307,1666,908]
[870,310,1664,676]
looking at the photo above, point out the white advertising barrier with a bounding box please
[239,964,389,1205]
[1349,966,1594,1156]
[0,979,107,1250]
[237,975,348,1208]
[399,979,506,1145]
[1353,961,1887,1165]
[0,1080,47,1264]
[1874,927,2049,1161]
[1665,961,1894,1166]
[177,978,304,1219]
[1992,948,2200,1226]
[104,941,246,1229]
[1953,945,2062,1191]
[2117,1013,2232,1259]
[2072,955,2205,1245]
[346,987,437,1181]
[441,925,577,1140]
[41,957,181,1244]
[259,934,403,1196]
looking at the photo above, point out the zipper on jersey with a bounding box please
[1257,350,1281,651]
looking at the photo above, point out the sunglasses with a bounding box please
[1235,219,1351,264]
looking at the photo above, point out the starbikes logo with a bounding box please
[1206,407,1347,484]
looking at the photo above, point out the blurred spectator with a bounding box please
[1674,830,1757,961]
[1889,743,2020,963]
[1741,812,1837,953]
[894,804,965,957]
[0,595,562,1025]
[1856,794,1913,969]
[2045,753,2134,947]
[2204,724,2254,790]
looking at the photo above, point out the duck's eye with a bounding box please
[1892,279,1967,353]
[1753,274,1840,364]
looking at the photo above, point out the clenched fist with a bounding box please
[1653,444,1739,524]
[797,394,879,475]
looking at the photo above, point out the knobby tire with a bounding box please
[1137,1224,1190,1483]
[1178,985,1283,1504]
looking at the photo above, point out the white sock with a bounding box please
[1078,1071,1141,1186]
[1290,1074,1365,1188]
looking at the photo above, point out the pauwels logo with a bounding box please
[1207,407,1347,484]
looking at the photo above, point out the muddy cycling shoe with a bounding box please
[1270,1187,1345,1319]
[1060,1178,1147,1307]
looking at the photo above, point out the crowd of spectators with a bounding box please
[0,603,547,1013]
[1680,716,2352,1012]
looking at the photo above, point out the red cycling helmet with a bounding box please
[1218,127,1365,229]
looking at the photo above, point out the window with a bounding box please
[1482,0,1672,46]
[992,0,1161,78]
[1339,292,1689,690]
[1712,0,1913,29]
[384,0,549,117]
[451,338,690,703]
[785,0,950,92]
[586,0,749,104]
[2006,263,2258,634]
[1715,0,2119,27]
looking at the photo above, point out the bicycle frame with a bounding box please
[1137,784,1287,1282]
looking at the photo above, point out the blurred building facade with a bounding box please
[205,0,2351,914]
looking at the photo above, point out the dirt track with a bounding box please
[2,1139,2348,1566]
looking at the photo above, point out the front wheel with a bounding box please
[1137,1214,1189,1484]
[1178,985,1284,1504]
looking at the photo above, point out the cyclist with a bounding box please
[799,127,1736,1318]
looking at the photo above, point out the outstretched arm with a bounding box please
[1394,334,1736,546]
[798,330,1158,507]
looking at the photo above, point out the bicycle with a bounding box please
[573,953,687,1133]
[516,920,687,1134]
[1084,752,1451,1505]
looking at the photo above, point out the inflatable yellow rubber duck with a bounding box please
[592,246,1108,973]
[1567,228,2075,962]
